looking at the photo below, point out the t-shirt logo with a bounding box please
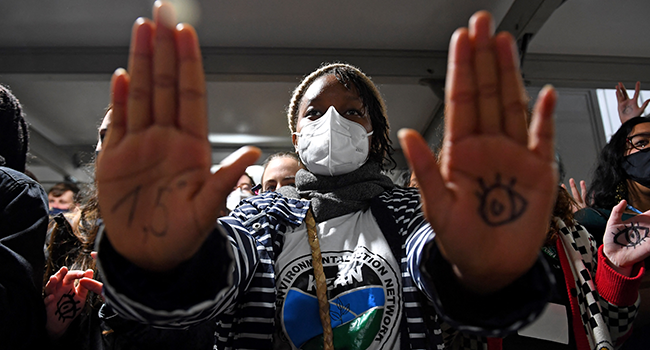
[277,247,401,349]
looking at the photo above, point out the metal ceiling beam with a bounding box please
[0,47,448,83]
[522,54,650,88]
[414,0,568,150]
[3,46,650,88]
[28,127,91,183]
[496,0,566,40]
[495,0,566,67]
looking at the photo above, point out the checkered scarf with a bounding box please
[556,218,613,350]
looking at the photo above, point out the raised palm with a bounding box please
[603,200,650,276]
[616,81,650,123]
[44,267,98,339]
[400,12,558,292]
[97,2,259,270]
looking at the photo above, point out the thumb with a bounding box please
[398,128,448,223]
[194,146,261,226]
[641,99,650,113]
[79,278,104,296]
[608,200,627,226]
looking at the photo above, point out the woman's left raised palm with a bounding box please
[400,11,558,293]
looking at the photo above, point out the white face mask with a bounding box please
[226,188,253,211]
[293,106,373,176]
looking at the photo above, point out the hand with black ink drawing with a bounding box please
[603,200,650,277]
[399,11,558,294]
[616,81,649,124]
[96,1,260,271]
[43,267,102,339]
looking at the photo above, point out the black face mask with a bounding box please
[622,148,650,188]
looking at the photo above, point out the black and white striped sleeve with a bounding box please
[97,218,260,328]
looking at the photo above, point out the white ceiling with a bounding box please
[1,0,650,186]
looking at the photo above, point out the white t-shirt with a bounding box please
[274,209,403,350]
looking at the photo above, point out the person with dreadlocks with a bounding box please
[95,3,562,349]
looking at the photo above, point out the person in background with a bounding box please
[410,157,644,349]
[575,117,650,244]
[0,84,50,349]
[259,151,303,193]
[48,182,81,216]
[43,108,108,348]
[236,173,254,194]
[225,172,255,211]
[566,81,650,215]
[573,116,650,350]
[44,106,217,349]
[502,185,644,349]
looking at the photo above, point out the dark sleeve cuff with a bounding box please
[97,225,233,312]
[595,245,644,306]
[424,242,553,337]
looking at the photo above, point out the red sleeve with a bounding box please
[595,245,644,305]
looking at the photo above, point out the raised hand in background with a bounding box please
[616,81,649,123]
[603,200,650,276]
[44,267,102,339]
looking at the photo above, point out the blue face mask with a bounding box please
[49,207,70,216]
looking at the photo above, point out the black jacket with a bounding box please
[0,166,49,349]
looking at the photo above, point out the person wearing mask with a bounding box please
[95,4,559,349]
[574,116,650,349]
[48,182,80,216]
[225,173,255,212]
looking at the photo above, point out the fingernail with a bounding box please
[156,1,177,29]
[541,84,555,94]
[397,128,414,139]
[220,146,253,167]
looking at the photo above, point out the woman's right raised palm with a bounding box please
[97,2,259,271]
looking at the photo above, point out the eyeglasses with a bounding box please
[234,183,253,193]
[627,132,650,151]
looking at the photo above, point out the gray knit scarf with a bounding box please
[277,161,395,222]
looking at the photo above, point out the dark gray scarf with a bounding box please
[277,161,394,222]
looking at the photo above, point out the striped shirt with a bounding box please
[98,188,550,349]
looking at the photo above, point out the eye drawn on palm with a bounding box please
[604,200,650,272]
[97,2,260,271]
[616,81,650,123]
[400,11,557,292]
[44,267,98,339]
